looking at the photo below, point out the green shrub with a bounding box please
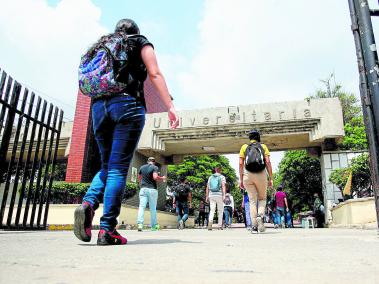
[23,181,138,204]
[329,153,372,198]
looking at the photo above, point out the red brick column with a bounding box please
[65,91,92,182]
[65,79,167,183]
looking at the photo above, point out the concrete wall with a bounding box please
[139,98,344,152]
[330,197,376,226]
[47,204,194,228]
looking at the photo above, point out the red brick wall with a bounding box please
[65,79,166,183]
[65,91,92,182]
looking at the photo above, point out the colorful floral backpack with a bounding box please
[78,33,133,98]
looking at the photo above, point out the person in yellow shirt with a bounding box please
[239,129,273,233]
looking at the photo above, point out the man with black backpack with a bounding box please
[172,178,192,230]
[239,129,273,233]
[206,166,226,230]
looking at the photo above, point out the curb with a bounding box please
[47,224,194,231]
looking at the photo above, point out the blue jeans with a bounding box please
[176,201,189,223]
[244,199,252,227]
[137,187,158,227]
[83,95,145,231]
[275,206,285,225]
[224,206,233,225]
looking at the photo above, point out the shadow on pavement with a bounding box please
[127,239,201,245]
[77,239,201,246]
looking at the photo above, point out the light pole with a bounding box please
[348,0,379,228]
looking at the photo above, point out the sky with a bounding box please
[1,0,378,173]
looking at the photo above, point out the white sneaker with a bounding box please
[207,221,213,231]
[257,217,266,233]
[179,220,184,230]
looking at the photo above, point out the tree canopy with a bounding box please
[309,73,368,150]
[329,153,372,198]
[274,150,322,213]
[167,155,241,209]
[308,73,361,124]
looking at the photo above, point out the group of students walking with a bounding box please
[73,18,276,245]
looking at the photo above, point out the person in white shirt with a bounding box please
[223,189,234,228]
[206,166,226,230]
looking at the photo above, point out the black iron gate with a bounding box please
[0,68,64,230]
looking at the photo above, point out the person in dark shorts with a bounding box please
[74,19,179,246]
[137,157,166,231]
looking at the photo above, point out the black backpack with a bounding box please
[244,142,266,172]
[224,194,232,206]
[174,184,189,199]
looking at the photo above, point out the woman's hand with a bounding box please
[168,107,179,129]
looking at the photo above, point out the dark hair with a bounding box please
[115,18,140,35]
[277,184,283,191]
[179,177,186,183]
[84,19,139,59]
[248,129,261,142]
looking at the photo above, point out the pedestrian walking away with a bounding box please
[206,166,226,230]
[172,178,192,229]
[239,129,273,233]
[74,18,179,246]
[274,184,289,228]
[223,189,234,228]
[242,189,252,228]
[313,193,325,228]
[198,200,207,227]
[137,157,167,231]
[204,201,210,226]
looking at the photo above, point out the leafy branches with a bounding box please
[167,155,240,209]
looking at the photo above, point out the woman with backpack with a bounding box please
[73,19,179,246]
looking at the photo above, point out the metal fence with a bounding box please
[0,68,63,230]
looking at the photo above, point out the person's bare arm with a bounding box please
[265,155,273,188]
[239,157,245,189]
[138,174,142,183]
[284,197,289,211]
[206,183,209,203]
[153,172,166,182]
[188,192,192,208]
[222,179,226,200]
[141,45,179,129]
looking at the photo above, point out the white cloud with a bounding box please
[176,0,376,110]
[0,0,107,119]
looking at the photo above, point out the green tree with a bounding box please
[329,153,372,198]
[276,150,322,213]
[167,155,240,209]
[340,116,368,150]
[309,73,361,124]
[309,73,368,151]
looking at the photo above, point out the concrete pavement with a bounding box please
[0,226,378,284]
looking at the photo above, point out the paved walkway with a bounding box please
[0,227,378,284]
